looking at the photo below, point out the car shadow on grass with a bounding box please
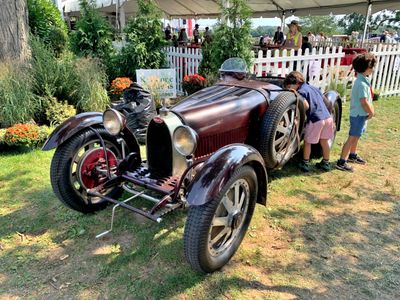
[244,188,400,299]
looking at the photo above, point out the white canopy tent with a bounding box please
[62,0,399,41]
[63,0,399,18]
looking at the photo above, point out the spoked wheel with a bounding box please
[50,128,123,213]
[259,92,303,169]
[274,104,299,163]
[184,166,258,273]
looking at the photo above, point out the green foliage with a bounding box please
[30,37,109,114]
[0,128,5,144]
[0,63,37,127]
[70,0,114,59]
[30,37,77,104]
[337,13,366,35]
[27,0,68,54]
[250,25,276,37]
[45,97,76,126]
[338,10,400,35]
[300,16,342,36]
[74,57,110,112]
[199,0,253,76]
[110,0,167,79]
[328,80,347,98]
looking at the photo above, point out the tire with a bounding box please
[183,166,258,273]
[259,92,303,169]
[50,128,123,213]
[311,100,339,158]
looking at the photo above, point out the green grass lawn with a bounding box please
[1,97,399,299]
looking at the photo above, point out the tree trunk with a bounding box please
[0,0,30,62]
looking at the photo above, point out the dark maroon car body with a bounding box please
[44,71,342,272]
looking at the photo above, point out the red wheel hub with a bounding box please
[79,148,118,189]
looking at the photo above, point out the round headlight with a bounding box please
[103,109,125,135]
[173,126,198,156]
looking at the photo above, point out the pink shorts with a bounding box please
[304,117,334,144]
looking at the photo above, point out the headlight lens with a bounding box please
[103,109,125,135]
[173,126,198,156]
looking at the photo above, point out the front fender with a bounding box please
[324,90,342,131]
[186,144,268,206]
[42,112,141,155]
[42,112,103,150]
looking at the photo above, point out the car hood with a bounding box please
[171,81,280,138]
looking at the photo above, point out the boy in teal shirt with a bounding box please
[336,53,377,172]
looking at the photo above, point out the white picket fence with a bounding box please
[311,39,398,52]
[371,43,400,97]
[165,47,202,93]
[165,44,400,97]
[253,47,344,92]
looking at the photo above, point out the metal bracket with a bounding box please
[95,191,145,239]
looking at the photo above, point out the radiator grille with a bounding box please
[147,120,172,177]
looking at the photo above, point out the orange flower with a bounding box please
[110,77,133,95]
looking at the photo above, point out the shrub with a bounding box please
[199,0,253,76]
[0,129,6,144]
[70,0,114,59]
[110,0,167,79]
[182,74,207,95]
[30,37,77,103]
[30,38,109,114]
[45,97,76,126]
[27,0,68,55]
[0,63,38,128]
[3,124,50,148]
[46,27,69,55]
[74,57,110,112]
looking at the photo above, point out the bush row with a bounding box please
[0,37,110,128]
[0,124,52,148]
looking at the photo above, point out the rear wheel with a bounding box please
[50,128,123,213]
[259,92,303,169]
[184,166,257,273]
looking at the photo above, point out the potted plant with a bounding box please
[182,74,207,95]
[110,77,133,101]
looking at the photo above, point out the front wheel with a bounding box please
[50,128,123,213]
[183,166,258,273]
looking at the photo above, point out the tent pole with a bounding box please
[362,1,372,44]
[281,11,286,29]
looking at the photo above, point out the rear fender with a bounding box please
[324,91,342,131]
[186,144,268,206]
[42,112,140,155]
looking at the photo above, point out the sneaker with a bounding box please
[347,154,366,164]
[316,160,331,171]
[335,161,354,172]
[299,160,311,172]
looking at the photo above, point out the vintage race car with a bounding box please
[43,58,342,273]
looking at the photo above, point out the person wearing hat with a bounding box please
[193,24,200,44]
[283,20,302,50]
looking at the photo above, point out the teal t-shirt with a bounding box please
[350,73,372,117]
